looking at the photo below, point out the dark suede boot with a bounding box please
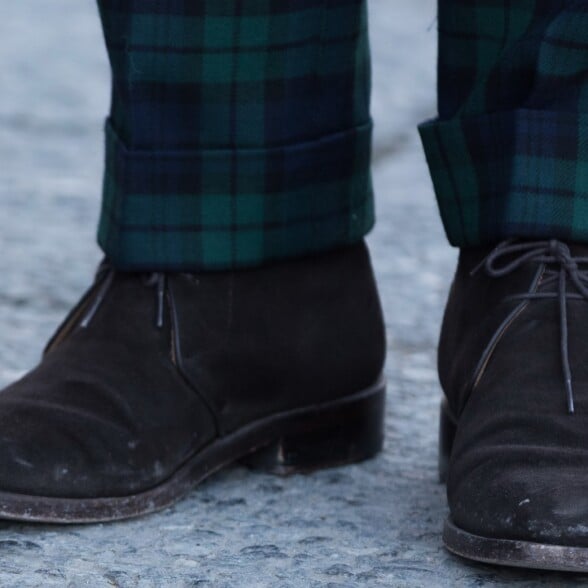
[0,242,386,523]
[439,239,588,571]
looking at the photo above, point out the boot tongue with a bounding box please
[567,241,588,259]
[537,240,588,298]
[544,240,588,273]
[459,239,588,279]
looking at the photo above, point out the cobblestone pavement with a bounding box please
[0,2,586,586]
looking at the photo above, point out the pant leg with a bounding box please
[96,0,373,271]
[420,0,588,247]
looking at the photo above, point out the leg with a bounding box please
[422,0,588,246]
[97,0,374,271]
[0,1,386,522]
[422,0,588,571]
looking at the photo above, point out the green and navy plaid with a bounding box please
[420,0,588,247]
[97,0,373,270]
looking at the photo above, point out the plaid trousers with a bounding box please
[97,0,373,270]
[420,0,588,247]
[97,1,588,270]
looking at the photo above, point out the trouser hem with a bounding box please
[420,109,587,247]
[98,119,374,270]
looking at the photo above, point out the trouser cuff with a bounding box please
[419,109,586,246]
[99,120,374,270]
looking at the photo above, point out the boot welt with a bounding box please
[443,518,588,572]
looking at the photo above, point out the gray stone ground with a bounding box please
[0,1,587,586]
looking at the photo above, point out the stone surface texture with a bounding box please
[0,1,585,586]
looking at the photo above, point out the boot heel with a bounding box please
[439,399,457,484]
[241,380,386,476]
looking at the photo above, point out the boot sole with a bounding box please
[443,518,588,572]
[0,378,385,524]
[439,401,588,571]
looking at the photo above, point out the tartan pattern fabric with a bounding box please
[97,0,373,270]
[420,0,588,247]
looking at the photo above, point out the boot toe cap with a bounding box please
[449,451,588,547]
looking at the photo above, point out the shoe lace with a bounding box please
[472,239,588,414]
[79,260,167,329]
